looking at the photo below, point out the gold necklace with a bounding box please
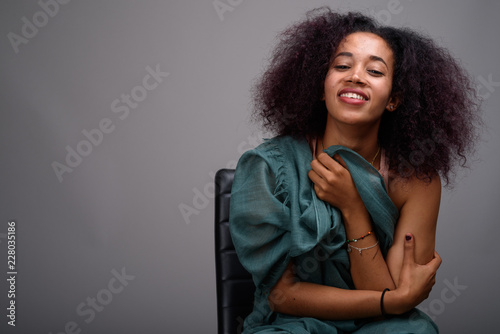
[370,145,380,166]
[320,138,380,166]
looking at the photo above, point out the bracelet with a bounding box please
[346,241,379,255]
[380,288,390,318]
[346,231,373,243]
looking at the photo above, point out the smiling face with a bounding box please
[323,32,397,127]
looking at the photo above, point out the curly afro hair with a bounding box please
[252,7,480,185]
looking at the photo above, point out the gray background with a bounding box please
[0,0,498,333]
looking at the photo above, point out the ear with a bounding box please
[386,94,401,112]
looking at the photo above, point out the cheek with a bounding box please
[374,83,393,104]
[323,75,340,98]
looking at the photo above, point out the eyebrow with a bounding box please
[334,52,388,68]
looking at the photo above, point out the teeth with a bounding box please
[340,92,367,100]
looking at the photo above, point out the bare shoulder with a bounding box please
[387,172,442,211]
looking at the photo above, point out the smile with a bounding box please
[339,92,368,101]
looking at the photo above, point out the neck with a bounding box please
[320,117,380,164]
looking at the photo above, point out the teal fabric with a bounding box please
[229,136,438,333]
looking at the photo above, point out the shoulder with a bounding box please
[236,136,285,171]
[233,136,290,191]
[388,173,442,211]
[233,135,309,203]
[236,135,308,170]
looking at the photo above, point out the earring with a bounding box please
[389,105,394,110]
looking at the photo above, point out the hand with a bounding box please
[385,233,442,314]
[308,152,363,213]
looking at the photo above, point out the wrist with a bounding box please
[341,204,370,225]
[382,290,410,316]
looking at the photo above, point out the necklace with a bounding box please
[370,145,380,166]
[320,138,380,166]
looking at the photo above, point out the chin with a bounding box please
[330,113,369,125]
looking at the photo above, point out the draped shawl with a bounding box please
[229,136,427,333]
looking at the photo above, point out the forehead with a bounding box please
[335,32,394,65]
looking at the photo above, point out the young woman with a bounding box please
[229,8,479,334]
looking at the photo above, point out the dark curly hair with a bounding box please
[252,8,480,185]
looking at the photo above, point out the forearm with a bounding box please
[342,206,395,291]
[269,264,404,320]
[271,282,381,320]
[270,232,442,321]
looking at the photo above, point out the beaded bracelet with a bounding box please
[346,231,373,243]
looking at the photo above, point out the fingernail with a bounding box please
[405,234,412,241]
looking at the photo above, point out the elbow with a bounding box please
[417,250,436,266]
[268,285,289,313]
[267,264,298,313]
[268,277,295,313]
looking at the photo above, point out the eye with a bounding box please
[368,69,384,76]
[333,65,350,70]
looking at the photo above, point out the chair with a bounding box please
[215,169,255,334]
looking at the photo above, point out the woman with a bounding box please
[229,8,479,334]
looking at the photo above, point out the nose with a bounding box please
[346,67,365,85]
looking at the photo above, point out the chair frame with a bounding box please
[215,169,255,334]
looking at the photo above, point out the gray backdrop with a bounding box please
[1,0,499,333]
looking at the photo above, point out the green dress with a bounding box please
[229,136,438,334]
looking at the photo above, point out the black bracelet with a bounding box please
[380,288,390,318]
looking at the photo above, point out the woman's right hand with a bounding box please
[385,233,442,315]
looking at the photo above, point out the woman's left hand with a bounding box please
[308,152,364,213]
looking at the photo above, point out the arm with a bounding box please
[232,145,441,321]
[309,152,395,291]
[309,152,441,289]
[341,204,396,291]
[268,153,442,320]
[386,173,441,284]
[270,261,387,320]
[269,234,441,320]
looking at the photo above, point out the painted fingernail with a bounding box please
[405,234,412,241]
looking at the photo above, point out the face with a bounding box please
[323,32,397,127]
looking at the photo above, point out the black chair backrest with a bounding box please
[215,169,255,334]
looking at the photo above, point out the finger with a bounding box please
[402,233,416,265]
[310,158,332,179]
[317,152,345,172]
[332,153,348,170]
[428,250,442,271]
[309,161,326,179]
[433,250,442,263]
[308,169,324,185]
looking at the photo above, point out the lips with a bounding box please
[338,88,369,101]
[337,88,369,106]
